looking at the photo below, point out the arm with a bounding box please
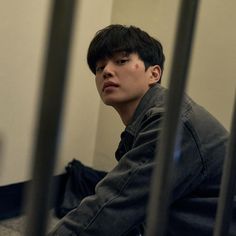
[48,112,203,236]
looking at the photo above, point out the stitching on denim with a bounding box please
[184,121,207,178]
[82,165,141,233]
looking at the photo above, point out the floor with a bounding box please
[0,210,59,236]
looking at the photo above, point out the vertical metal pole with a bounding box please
[24,0,77,236]
[145,1,200,236]
[0,135,3,174]
[213,95,236,236]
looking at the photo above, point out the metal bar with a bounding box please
[213,94,236,236]
[145,1,200,236]
[24,0,77,236]
[0,135,3,174]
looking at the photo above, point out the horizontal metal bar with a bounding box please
[213,94,236,236]
[24,0,77,236]
[145,1,200,236]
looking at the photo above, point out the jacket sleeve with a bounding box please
[48,111,203,236]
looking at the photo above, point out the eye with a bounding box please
[116,58,129,65]
[95,65,105,73]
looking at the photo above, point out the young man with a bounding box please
[49,25,235,235]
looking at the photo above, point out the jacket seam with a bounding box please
[184,121,208,178]
[82,165,141,233]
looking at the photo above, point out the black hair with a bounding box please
[87,24,165,80]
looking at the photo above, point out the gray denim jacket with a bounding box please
[49,84,235,236]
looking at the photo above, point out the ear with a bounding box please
[148,65,162,85]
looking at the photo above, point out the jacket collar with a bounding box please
[125,83,167,135]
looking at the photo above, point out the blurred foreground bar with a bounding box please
[24,0,77,236]
[145,1,200,236]
[214,95,236,236]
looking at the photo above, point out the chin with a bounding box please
[102,98,121,107]
[103,100,116,106]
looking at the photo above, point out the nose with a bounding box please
[102,61,114,79]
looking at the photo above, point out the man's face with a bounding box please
[94,52,157,109]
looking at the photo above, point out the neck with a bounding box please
[114,99,141,126]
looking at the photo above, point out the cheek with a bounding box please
[133,62,146,74]
[132,63,146,80]
[135,63,139,70]
[95,79,102,93]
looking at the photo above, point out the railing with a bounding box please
[24,1,77,235]
[145,1,200,235]
[22,0,236,235]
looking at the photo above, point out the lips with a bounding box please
[102,81,119,91]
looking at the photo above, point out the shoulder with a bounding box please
[132,107,165,145]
